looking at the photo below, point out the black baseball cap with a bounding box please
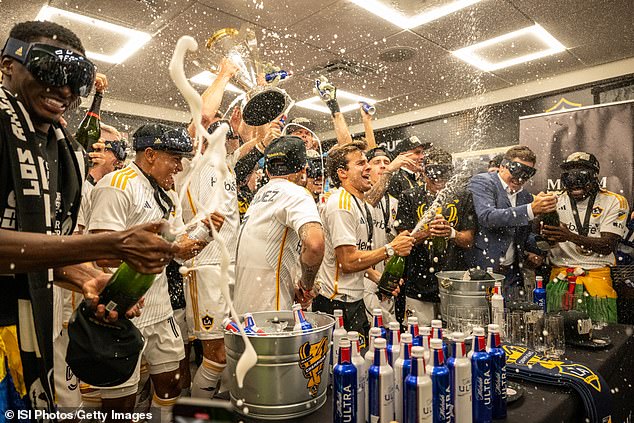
[132,123,193,156]
[265,136,307,176]
[66,303,144,387]
[394,135,432,155]
[560,152,600,173]
[366,147,392,162]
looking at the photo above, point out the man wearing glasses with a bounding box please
[396,148,476,323]
[467,145,557,298]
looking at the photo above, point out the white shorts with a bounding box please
[185,263,233,341]
[405,297,438,327]
[99,316,185,398]
[53,327,81,407]
[173,308,192,344]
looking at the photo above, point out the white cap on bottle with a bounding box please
[473,326,485,336]
[389,321,400,330]
[334,309,343,317]
[347,331,359,341]
[401,333,413,343]
[488,324,500,333]
[451,332,465,342]
[339,338,351,348]
[407,316,419,325]
[411,346,424,358]
[374,338,387,349]
[430,338,443,349]
[431,319,442,328]
[420,326,431,336]
[373,308,382,316]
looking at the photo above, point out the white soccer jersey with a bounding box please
[234,178,321,313]
[87,162,183,328]
[549,190,629,269]
[180,159,239,264]
[318,188,376,302]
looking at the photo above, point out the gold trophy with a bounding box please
[195,25,292,126]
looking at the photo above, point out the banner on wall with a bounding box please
[520,100,634,206]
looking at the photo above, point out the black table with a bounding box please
[228,324,633,423]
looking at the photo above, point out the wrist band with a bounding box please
[326,99,340,116]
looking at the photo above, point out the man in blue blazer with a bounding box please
[466,146,557,297]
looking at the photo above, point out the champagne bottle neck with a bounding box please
[88,92,103,118]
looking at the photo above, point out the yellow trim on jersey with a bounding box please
[276,228,289,311]
[110,167,137,190]
[329,258,341,300]
[601,190,628,210]
[339,190,351,211]
[186,187,198,215]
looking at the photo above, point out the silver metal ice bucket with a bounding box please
[224,311,334,420]
[437,271,503,326]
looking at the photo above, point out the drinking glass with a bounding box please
[506,310,526,346]
[525,314,545,353]
[543,314,565,359]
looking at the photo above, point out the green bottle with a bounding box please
[99,262,157,316]
[75,91,102,156]
[378,255,405,297]
[429,207,447,260]
[542,210,560,227]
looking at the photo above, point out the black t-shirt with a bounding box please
[0,130,58,326]
[396,186,477,302]
[387,169,421,199]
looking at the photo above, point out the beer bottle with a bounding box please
[429,207,447,261]
[99,263,156,316]
[377,255,405,297]
[75,91,102,156]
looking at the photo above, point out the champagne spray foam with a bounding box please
[168,36,257,388]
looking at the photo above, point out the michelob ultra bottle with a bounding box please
[372,308,387,339]
[431,319,449,359]
[348,331,366,423]
[404,346,433,423]
[394,333,414,423]
[292,303,313,332]
[471,327,492,423]
[333,338,357,423]
[486,324,507,419]
[447,332,472,423]
[368,338,395,422]
[429,338,451,423]
[407,316,423,347]
[75,90,102,154]
[331,309,347,376]
[387,321,401,367]
[378,255,405,296]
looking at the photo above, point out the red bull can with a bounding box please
[368,338,395,422]
[404,346,433,423]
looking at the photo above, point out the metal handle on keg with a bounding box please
[440,278,453,289]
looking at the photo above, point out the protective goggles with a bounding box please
[561,169,597,190]
[2,38,96,97]
[104,139,128,162]
[424,164,453,181]
[502,159,536,181]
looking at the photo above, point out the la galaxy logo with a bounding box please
[201,315,214,330]
[591,205,604,218]
[298,337,328,397]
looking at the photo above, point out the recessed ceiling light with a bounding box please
[35,5,152,64]
[295,90,377,115]
[452,24,566,71]
[190,71,245,94]
[348,0,481,29]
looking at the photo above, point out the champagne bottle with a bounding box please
[377,255,404,297]
[429,207,447,261]
[99,263,157,316]
[75,91,102,156]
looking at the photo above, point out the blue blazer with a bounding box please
[465,171,536,270]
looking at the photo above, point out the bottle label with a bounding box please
[87,112,100,119]
[104,300,118,313]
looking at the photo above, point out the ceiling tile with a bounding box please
[488,50,584,84]
[411,0,533,51]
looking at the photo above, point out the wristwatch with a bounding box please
[384,243,395,258]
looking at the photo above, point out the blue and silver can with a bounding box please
[368,338,395,422]
[471,327,492,423]
[447,332,472,423]
[387,321,401,367]
[333,338,357,423]
[348,331,366,423]
[421,326,432,367]
[331,309,347,376]
[394,333,413,423]
[407,316,423,347]
[359,101,376,115]
[264,69,292,83]
[404,346,433,423]
[486,324,507,419]
[364,327,383,420]
[429,338,451,423]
